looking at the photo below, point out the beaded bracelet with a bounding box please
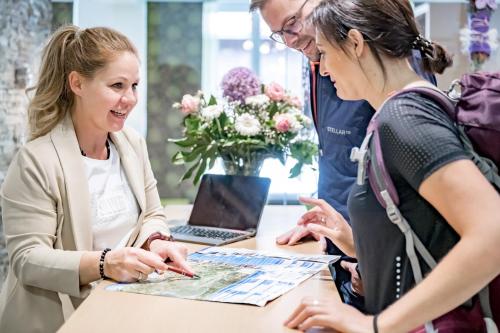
[99,248,111,279]
[373,314,379,333]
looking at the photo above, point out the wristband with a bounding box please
[146,231,173,249]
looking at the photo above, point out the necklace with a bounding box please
[80,140,110,159]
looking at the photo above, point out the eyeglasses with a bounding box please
[269,0,310,45]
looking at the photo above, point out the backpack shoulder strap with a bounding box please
[367,129,437,271]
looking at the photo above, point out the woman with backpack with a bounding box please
[284,0,500,332]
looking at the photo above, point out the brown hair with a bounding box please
[312,0,453,78]
[27,25,138,140]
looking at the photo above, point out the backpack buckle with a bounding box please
[351,147,368,185]
[380,190,409,232]
[447,79,461,101]
[351,132,373,185]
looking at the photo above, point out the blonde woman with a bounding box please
[0,25,193,332]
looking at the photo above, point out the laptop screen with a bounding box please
[188,174,271,231]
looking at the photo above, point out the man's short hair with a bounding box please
[249,0,268,12]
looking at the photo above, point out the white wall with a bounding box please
[73,0,147,136]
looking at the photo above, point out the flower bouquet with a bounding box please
[169,67,317,184]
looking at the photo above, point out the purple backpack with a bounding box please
[455,72,500,167]
[351,72,500,333]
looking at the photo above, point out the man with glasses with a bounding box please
[249,0,436,310]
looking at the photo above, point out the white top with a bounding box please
[83,141,139,251]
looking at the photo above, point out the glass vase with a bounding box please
[221,157,264,177]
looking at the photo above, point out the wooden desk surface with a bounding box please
[59,205,339,333]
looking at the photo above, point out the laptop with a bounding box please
[169,174,271,246]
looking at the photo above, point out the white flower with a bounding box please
[291,119,304,132]
[245,94,270,107]
[288,108,302,115]
[201,105,223,121]
[235,114,261,136]
[301,115,313,127]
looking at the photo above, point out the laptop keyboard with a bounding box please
[171,225,244,241]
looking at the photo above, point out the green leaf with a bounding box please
[185,116,201,131]
[208,95,217,106]
[183,145,206,163]
[180,159,202,182]
[193,158,208,185]
[277,152,286,165]
[207,144,218,159]
[268,103,279,118]
[208,156,217,170]
[221,141,235,147]
[169,137,196,147]
[219,111,228,123]
[171,151,185,165]
[289,162,303,178]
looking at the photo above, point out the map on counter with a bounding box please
[106,247,339,306]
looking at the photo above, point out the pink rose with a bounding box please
[287,95,303,109]
[274,114,292,133]
[180,94,199,115]
[265,82,285,101]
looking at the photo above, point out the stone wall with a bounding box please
[147,2,202,201]
[0,0,52,289]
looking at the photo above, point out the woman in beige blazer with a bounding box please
[0,25,192,332]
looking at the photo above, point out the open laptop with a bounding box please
[169,174,271,246]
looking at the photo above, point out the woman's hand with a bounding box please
[149,240,194,275]
[284,296,372,333]
[103,247,170,282]
[276,225,326,250]
[341,261,364,296]
[297,197,356,257]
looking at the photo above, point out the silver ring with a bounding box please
[320,217,325,224]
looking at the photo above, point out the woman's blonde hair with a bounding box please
[27,25,138,140]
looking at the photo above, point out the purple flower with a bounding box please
[475,0,497,10]
[469,9,493,55]
[221,67,260,103]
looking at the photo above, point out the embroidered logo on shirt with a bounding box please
[326,127,352,136]
[95,189,129,221]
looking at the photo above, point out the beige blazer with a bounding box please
[0,113,170,333]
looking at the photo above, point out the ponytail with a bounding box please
[28,25,78,140]
[420,41,454,75]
